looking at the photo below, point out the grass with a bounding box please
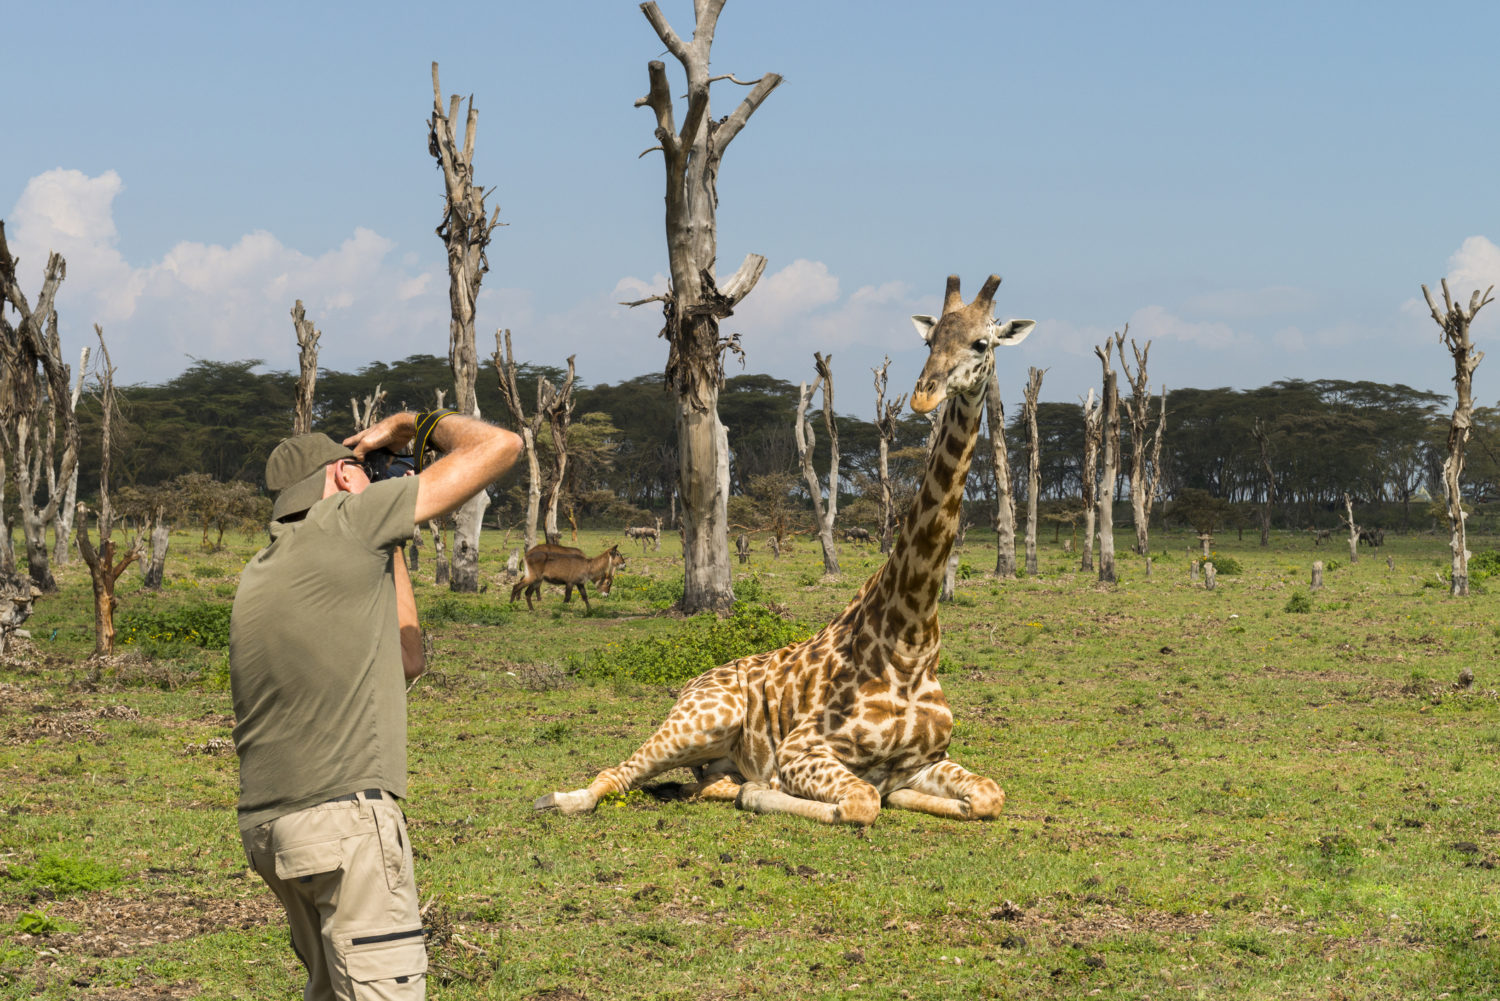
[1,525,1498,998]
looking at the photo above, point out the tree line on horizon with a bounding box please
[50,353,1500,538]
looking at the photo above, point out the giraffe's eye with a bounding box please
[971,339,989,352]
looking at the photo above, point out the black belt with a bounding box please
[327,788,384,803]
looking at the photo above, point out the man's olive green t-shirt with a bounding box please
[230,477,418,832]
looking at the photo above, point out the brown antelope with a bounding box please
[510,544,625,611]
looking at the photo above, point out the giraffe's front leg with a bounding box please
[885,758,1004,821]
[534,667,744,815]
[736,748,882,826]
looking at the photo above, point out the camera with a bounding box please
[363,448,417,482]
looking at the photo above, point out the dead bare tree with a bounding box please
[350,384,386,430]
[625,0,781,613]
[795,352,840,575]
[50,345,90,568]
[0,221,79,591]
[291,299,320,435]
[1080,388,1101,573]
[1021,367,1044,576]
[1340,492,1360,565]
[495,329,561,550]
[984,364,1018,578]
[541,356,577,546]
[872,357,906,557]
[1423,278,1493,596]
[430,61,503,594]
[1252,417,1275,547]
[1119,335,1164,555]
[75,327,143,657]
[1095,332,1124,583]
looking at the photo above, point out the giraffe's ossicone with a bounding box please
[536,274,1035,825]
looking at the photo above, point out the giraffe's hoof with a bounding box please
[535,789,597,815]
[735,781,771,812]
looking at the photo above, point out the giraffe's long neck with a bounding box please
[867,386,984,642]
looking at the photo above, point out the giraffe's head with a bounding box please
[909,274,1035,414]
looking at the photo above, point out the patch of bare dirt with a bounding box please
[1,890,280,958]
[2,700,141,745]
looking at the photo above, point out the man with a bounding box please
[231,409,520,1000]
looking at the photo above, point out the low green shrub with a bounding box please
[1206,553,1242,575]
[576,604,810,684]
[420,597,513,626]
[12,910,76,936]
[8,854,123,898]
[1468,550,1500,582]
[612,573,683,610]
[1284,591,1312,614]
[116,602,232,652]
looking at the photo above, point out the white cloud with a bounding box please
[6,169,453,379]
[1127,304,1239,349]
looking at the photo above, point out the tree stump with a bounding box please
[1204,562,1216,590]
[1311,561,1323,590]
[1145,556,1153,580]
[1190,560,1200,583]
[940,553,959,602]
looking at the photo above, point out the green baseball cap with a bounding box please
[266,434,355,521]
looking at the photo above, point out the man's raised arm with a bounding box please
[345,411,522,525]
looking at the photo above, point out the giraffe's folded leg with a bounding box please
[886,759,1004,820]
[534,666,744,815]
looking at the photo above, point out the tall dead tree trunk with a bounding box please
[0,222,78,592]
[1,449,14,574]
[1341,492,1359,565]
[291,299,320,435]
[795,352,840,575]
[430,61,502,594]
[1119,333,1161,555]
[1095,332,1124,584]
[75,327,142,658]
[873,357,906,557]
[1253,417,1275,548]
[495,329,558,551]
[541,357,577,546]
[1423,278,1492,597]
[350,385,386,430]
[51,345,89,567]
[1080,388,1101,573]
[985,364,1017,578]
[627,0,782,614]
[1021,367,1044,576]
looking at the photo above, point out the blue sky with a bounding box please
[5,1,1498,418]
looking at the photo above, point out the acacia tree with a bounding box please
[1119,335,1165,554]
[628,0,782,613]
[795,352,840,575]
[1080,388,1101,572]
[541,356,577,545]
[429,61,502,593]
[1423,279,1493,595]
[985,364,1018,577]
[75,327,142,657]
[1252,417,1275,547]
[0,222,78,591]
[291,300,320,435]
[872,357,906,556]
[1095,332,1124,583]
[1021,368,1044,575]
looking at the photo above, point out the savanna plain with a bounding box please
[1,527,1498,1000]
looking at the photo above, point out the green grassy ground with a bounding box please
[1,525,1498,999]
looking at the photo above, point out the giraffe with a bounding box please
[535,274,1035,825]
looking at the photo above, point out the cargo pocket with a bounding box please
[372,802,412,893]
[273,840,344,881]
[342,925,427,996]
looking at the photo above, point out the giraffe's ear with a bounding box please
[911,314,938,343]
[992,318,1036,347]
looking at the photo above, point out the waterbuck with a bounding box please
[510,544,626,611]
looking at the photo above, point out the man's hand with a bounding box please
[343,413,416,459]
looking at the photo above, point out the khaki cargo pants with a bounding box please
[242,790,426,1001]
